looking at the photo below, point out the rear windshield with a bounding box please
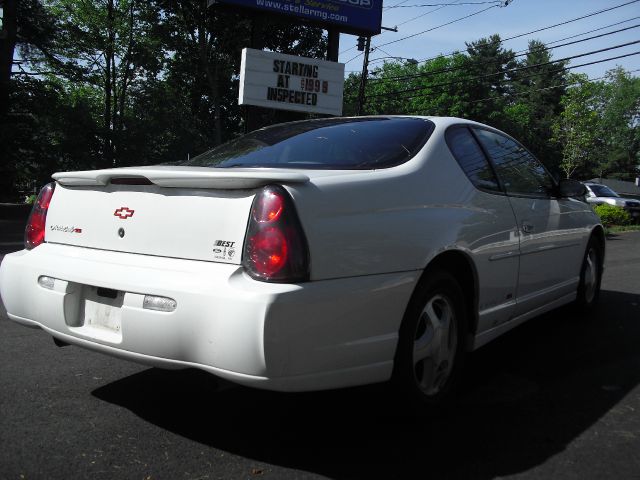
[182,117,434,170]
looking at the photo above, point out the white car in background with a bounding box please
[583,182,640,221]
[0,116,604,405]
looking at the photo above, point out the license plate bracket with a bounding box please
[82,286,124,333]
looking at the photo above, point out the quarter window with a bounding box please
[473,128,554,197]
[445,126,500,192]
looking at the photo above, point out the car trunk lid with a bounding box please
[45,167,310,264]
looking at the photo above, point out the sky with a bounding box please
[338,0,640,80]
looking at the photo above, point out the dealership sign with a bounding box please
[209,0,382,36]
[239,48,345,116]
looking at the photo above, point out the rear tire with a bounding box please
[393,269,467,406]
[575,237,603,312]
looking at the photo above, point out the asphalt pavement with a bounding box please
[1,207,639,479]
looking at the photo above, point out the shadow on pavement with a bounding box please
[93,289,640,479]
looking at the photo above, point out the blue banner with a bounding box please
[211,0,383,36]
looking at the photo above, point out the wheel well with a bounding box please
[420,250,478,345]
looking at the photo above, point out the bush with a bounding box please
[593,203,632,226]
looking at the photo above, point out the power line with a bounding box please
[374,4,500,49]
[402,0,640,66]
[403,68,640,114]
[343,0,638,69]
[387,1,503,8]
[365,42,640,99]
[340,0,464,56]
[412,15,640,64]
[366,23,640,84]
[502,16,640,54]
[494,0,639,44]
[383,0,411,10]
[466,68,640,104]
[368,51,640,104]
[343,17,640,73]
[395,0,462,27]
[373,45,396,58]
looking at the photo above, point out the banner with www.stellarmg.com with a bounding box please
[239,48,345,116]
[209,0,382,36]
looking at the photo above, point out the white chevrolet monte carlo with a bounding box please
[0,116,604,404]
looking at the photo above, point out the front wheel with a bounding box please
[575,238,603,311]
[393,270,467,406]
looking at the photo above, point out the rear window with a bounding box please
[182,117,434,170]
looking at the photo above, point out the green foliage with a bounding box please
[0,76,101,199]
[608,225,640,233]
[3,1,638,202]
[551,74,603,179]
[349,36,570,175]
[551,69,640,180]
[593,203,633,227]
[2,0,326,200]
[598,68,640,180]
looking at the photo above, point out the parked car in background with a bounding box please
[0,116,604,406]
[583,182,640,221]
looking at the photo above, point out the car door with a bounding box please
[472,128,585,316]
[445,126,520,333]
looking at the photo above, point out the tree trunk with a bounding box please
[198,1,222,145]
[0,0,17,120]
[115,0,135,156]
[103,0,115,168]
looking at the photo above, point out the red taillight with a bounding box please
[25,182,56,250]
[248,226,288,277]
[243,185,309,283]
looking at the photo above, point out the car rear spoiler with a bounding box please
[52,166,310,189]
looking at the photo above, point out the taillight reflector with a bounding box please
[254,189,284,223]
[243,185,309,283]
[247,226,288,277]
[25,182,56,250]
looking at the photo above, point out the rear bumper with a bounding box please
[0,243,418,391]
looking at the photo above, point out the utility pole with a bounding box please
[356,36,371,116]
[327,28,340,62]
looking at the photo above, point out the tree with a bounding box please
[552,68,639,180]
[504,39,569,172]
[156,2,326,155]
[598,67,640,180]
[0,0,17,118]
[460,34,517,128]
[0,0,59,200]
[348,53,470,117]
[41,0,164,168]
[1,0,58,123]
[552,74,603,179]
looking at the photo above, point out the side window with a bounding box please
[473,128,555,197]
[445,126,501,192]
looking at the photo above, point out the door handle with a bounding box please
[522,223,534,234]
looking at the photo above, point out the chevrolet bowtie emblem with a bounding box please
[114,207,135,219]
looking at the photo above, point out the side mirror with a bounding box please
[557,178,587,198]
